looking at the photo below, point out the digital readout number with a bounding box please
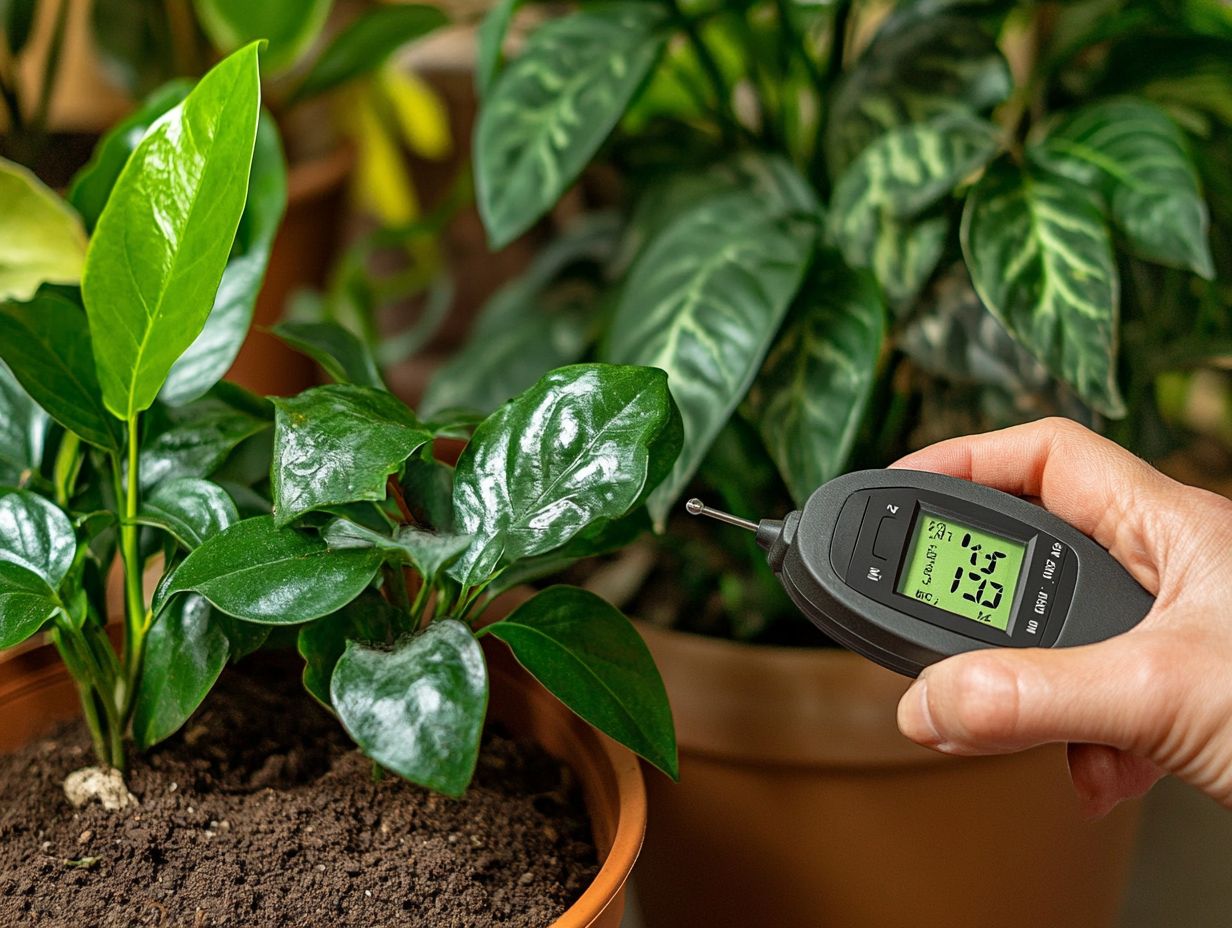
[927,520,1007,610]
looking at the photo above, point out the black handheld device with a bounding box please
[687,469,1154,677]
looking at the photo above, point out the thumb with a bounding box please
[896,637,1171,756]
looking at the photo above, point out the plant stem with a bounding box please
[51,626,109,765]
[666,0,739,146]
[822,0,851,89]
[116,417,146,717]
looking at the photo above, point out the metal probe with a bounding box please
[685,498,758,533]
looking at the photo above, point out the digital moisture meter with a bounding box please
[686,469,1154,677]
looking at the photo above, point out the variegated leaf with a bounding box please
[961,161,1124,417]
[475,3,669,248]
[868,211,950,311]
[746,253,885,506]
[1030,97,1214,279]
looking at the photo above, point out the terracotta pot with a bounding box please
[0,641,645,928]
[633,623,1140,928]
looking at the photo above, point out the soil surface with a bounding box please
[0,661,599,927]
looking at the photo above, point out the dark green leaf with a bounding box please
[271,321,385,390]
[193,0,331,73]
[865,210,950,310]
[0,362,48,485]
[486,585,676,778]
[132,593,229,750]
[475,0,520,98]
[747,254,885,506]
[0,292,122,451]
[219,614,271,660]
[400,455,454,532]
[475,4,669,248]
[294,5,448,101]
[3,0,37,55]
[297,591,404,707]
[140,392,271,488]
[161,515,384,623]
[67,80,193,231]
[825,8,1011,176]
[0,489,75,588]
[0,561,58,649]
[602,189,813,527]
[961,161,1123,416]
[331,620,487,796]
[82,43,262,419]
[271,385,431,526]
[138,477,239,549]
[0,158,87,302]
[161,111,288,406]
[450,364,679,587]
[324,519,471,585]
[89,0,175,96]
[1030,97,1214,279]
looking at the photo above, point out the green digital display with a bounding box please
[897,510,1027,632]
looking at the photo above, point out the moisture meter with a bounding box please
[686,469,1153,677]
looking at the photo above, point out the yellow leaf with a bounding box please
[377,66,452,161]
[0,158,87,301]
[352,90,420,226]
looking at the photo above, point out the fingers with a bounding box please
[896,636,1177,756]
[1067,743,1165,819]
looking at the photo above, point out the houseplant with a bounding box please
[445,0,1232,924]
[0,42,682,925]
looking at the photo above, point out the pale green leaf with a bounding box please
[0,158,87,302]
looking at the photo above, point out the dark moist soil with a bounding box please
[0,662,599,927]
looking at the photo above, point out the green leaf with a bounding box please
[0,292,123,451]
[193,0,331,74]
[161,111,288,406]
[271,385,431,527]
[138,477,239,549]
[140,391,271,489]
[161,515,384,624]
[324,519,471,586]
[475,3,669,248]
[2,0,37,55]
[0,362,48,485]
[961,161,1123,417]
[747,255,885,506]
[294,5,448,101]
[271,321,385,391]
[82,43,262,420]
[865,210,950,310]
[829,113,1001,263]
[399,455,454,532]
[0,561,59,649]
[1029,97,1214,279]
[0,489,75,588]
[450,364,679,587]
[0,158,88,302]
[132,593,229,750]
[603,190,813,528]
[825,8,1011,177]
[297,591,404,707]
[486,585,676,778]
[331,620,487,796]
[475,0,521,98]
[67,80,193,231]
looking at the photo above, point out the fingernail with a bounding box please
[900,679,942,747]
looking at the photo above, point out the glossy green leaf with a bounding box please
[331,620,487,796]
[825,8,1011,177]
[0,158,88,302]
[450,364,680,587]
[475,3,669,248]
[0,292,122,451]
[162,515,384,624]
[132,593,229,750]
[486,585,676,778]
[140,392,271,488]
[603,190,813,528]
[271,321,384,390]
[0,561,58,649]
[1030,97,1214,279]
[324,519,471,586]
[294,5,448,101]
[139,477,239,549]
[475,0,520,98]
[68,81,193,230]
[82,43,262,420]
[865,211,950,310]
[2,0,37,55]
[961,161,1124,417]
[297,591,404,707]
[194,0,331,74]
[400,455,454,532]
[161,112,288,406]
[0,489,75,588]
[271,385,431,527]
[747,255,885,506]
[0,362,48,486]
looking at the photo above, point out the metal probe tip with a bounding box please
[684,498,759,533]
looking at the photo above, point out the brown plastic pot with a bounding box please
[633,622,1140,928]
[0,641,645,927]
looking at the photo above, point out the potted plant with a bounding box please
[0,44,682,926]
[434,0,1232,925]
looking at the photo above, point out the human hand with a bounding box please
[891,417,1232,816]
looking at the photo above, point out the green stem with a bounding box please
[822,0,851,89]
[51,627,109,765]
[116,417,146,717]
[667,0,739,145]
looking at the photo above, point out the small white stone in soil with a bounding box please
[78,830,92,845]
[169,782,178,792]
[365,890,372,898]
[63,766,137,811]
